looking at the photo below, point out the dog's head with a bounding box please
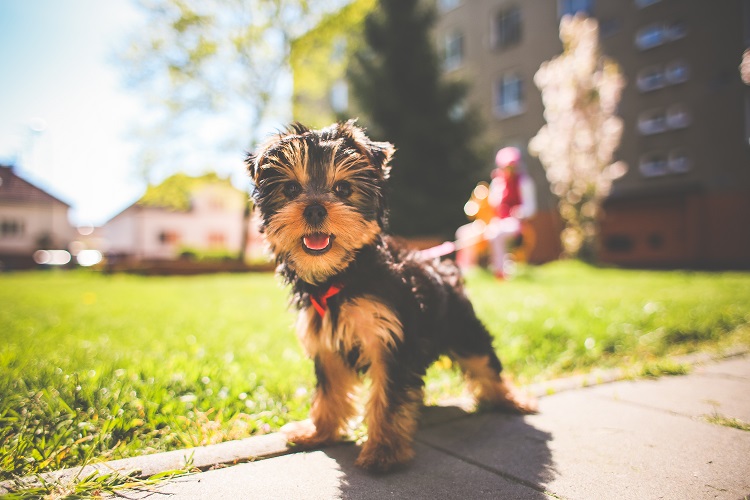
[247,121,395,285]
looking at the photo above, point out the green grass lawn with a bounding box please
[2,261,749,485]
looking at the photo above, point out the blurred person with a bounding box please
[485,147,536,278]
[454,182,492,269]
[453,147,536,277]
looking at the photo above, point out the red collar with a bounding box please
[310,284,343,318]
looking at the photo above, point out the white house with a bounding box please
[102,173,263,262]
[0,165,76,268]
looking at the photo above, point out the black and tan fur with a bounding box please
[247,121,536,472]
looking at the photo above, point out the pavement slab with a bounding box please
[698,355,750,380]
[136,442,545,500]
[419,389,750,500]
[584,369,750,422]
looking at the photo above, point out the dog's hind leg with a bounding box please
[454,352,537,413]
[448,306,537,413]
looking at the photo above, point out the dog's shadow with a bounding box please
[320,404,556,499]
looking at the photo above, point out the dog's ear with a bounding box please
[245,150,262,184]
[246,123,310,183]
[367,140,395,180]
[245,138,278,185]
[339,120,395,179]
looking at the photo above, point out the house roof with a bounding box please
[136,172,239,211]
[106,172,245,222]
[0,165,71,207]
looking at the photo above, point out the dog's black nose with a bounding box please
[303,203,327,226]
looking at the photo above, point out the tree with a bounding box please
[119,0,345,260]
[138,172,234,211]
[347,0,486,238]
[529,14,627,262]
[741,48,750,85]
[290,0,375,128]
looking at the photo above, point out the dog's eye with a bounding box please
[283,181,302,199]
[333,181,352,198]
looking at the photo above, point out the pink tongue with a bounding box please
[304,234,330,250]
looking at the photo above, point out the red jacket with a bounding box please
[496,170,522,219]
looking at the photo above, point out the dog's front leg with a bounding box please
[283,349,358,448]
[356,358,423,472]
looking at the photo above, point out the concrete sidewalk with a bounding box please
[7,354,749,499]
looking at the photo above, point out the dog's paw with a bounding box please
[281,419,336,448]
[478,379,539,414]
[512,392,539,414]
[355,441,414,473]
[492,391,539,414]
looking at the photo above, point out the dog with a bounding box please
[246,121,536,472]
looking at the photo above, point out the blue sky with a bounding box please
[0,0,267,226]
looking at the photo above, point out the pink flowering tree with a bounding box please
[529,14,627,262]
[741,48,750,85]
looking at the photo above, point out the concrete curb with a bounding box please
[0,434,291,495]
[2,346,747,495]
[526,345,749,397]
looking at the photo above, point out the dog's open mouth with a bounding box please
[302,233,334,255]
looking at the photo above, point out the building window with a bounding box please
[637,109,668,135]
[207,232,226,248]
[158,231,180,245]
[558,0,594,18]
[668,150,691,174]
[637,60,690,92]
[639,153,669,177]
[638,105,690,135]
[635,0,661,8]
[438,0,461,13]
[443,31,464,71]
[638,104,692,135]
[1,220,24,238]
[666,104,691,129]
[666,21,688,41]
[604,234,634,253]
[494,74,524,118]
[637,65,666,92]
[639,151,691,177]
[635,22,688,50]
[665,60,690,84]
[491,6,521,49]
[635,24,666,50]
[329,80,348,113]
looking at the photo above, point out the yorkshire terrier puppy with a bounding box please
[246,121,536,472]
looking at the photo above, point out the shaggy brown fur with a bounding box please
[246,121,536,472]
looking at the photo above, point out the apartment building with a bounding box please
[435,0,750,268]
